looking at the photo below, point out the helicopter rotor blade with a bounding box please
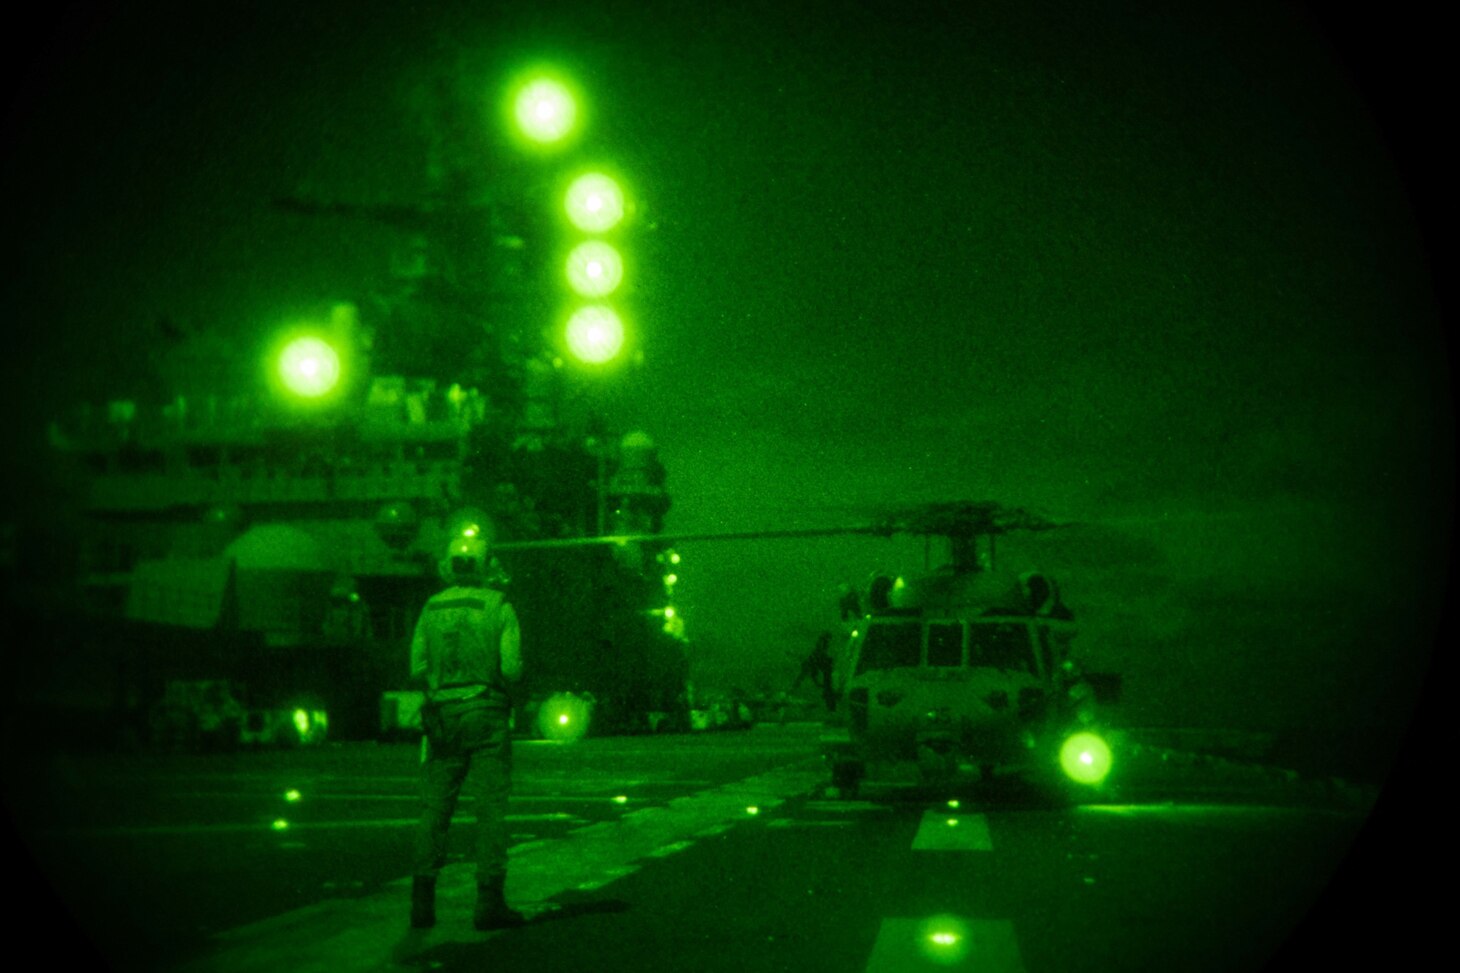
[492,525,891,553]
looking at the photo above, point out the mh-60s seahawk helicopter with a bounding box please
[817,501,1122,799]
[495,499,1120,796]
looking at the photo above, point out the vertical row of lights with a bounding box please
[511,73,629,365]
[658,549,684,638]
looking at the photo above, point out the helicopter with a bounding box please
[492,499,1121,795]
[818,501,1122,799]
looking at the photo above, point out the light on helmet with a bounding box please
[442,535,490,584]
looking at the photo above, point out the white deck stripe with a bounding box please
[169,792,650,804]
[911,813,992,851]
[865,918,1024,972]
[48,812,582,837]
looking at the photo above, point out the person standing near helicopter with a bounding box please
[408,534,526,932]
[795,631,838,711]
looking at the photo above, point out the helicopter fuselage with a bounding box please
[827,600,1093,791]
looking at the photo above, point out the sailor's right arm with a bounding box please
[499,603,523,685]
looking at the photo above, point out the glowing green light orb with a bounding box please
[284,789,302,803]
[918,916,971,964]
[1059,731,1113,785]
[537,692,590,741]
[566,241,624,297]
[293,709,311,737]
[513,78,577,144]
[565,173,625,232]
[271,819,289,832]
[278,337,341,398]
[565,306,625,364]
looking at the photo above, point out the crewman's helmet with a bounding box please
[440,535,490,585]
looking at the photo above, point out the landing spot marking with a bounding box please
[866,918,1024,972]
[911,813,992,851]
[646,840,696,857]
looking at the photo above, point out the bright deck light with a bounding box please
[277,337,341,399]
[565,173,625,233]
[1059,731,1113,785]
[566,241,624,297]
[565,306,625,364]
[513,77,577,144]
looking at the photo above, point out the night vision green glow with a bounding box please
[513,77,577,144]
[277,337,341,399]
[565,173,625,232]
[271,819,289,832]
[293,709,311,737]
[1059,731,1113,785]
[537,693,590,742]
[565,306,625,364]
[566,241,624,297]
[918,916,971,964]
[284,789,301,803]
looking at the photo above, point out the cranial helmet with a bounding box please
[441,535,490,585]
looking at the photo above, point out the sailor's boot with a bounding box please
[410,875,437,929]
[473,873,526,931]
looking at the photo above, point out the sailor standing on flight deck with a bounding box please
[409,534,526,931]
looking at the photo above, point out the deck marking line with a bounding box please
[184,756,827,973]
[51,812,582,837]
[911,813,992,851]
[646,840,696,858]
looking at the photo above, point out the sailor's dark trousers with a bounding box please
[413,697,512,880]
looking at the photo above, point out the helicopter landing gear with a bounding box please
[831,760,864,800]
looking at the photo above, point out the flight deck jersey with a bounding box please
[410,586,522,706]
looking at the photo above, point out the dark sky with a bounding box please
[2,1,1450,741]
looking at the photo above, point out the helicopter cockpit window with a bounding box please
[927,623,962,667]
[856,623,921,674]
[968,622,1035,673]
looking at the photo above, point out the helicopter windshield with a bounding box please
[927,623,962,667]
[855,622,920,674]
[968,622,1036,673]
